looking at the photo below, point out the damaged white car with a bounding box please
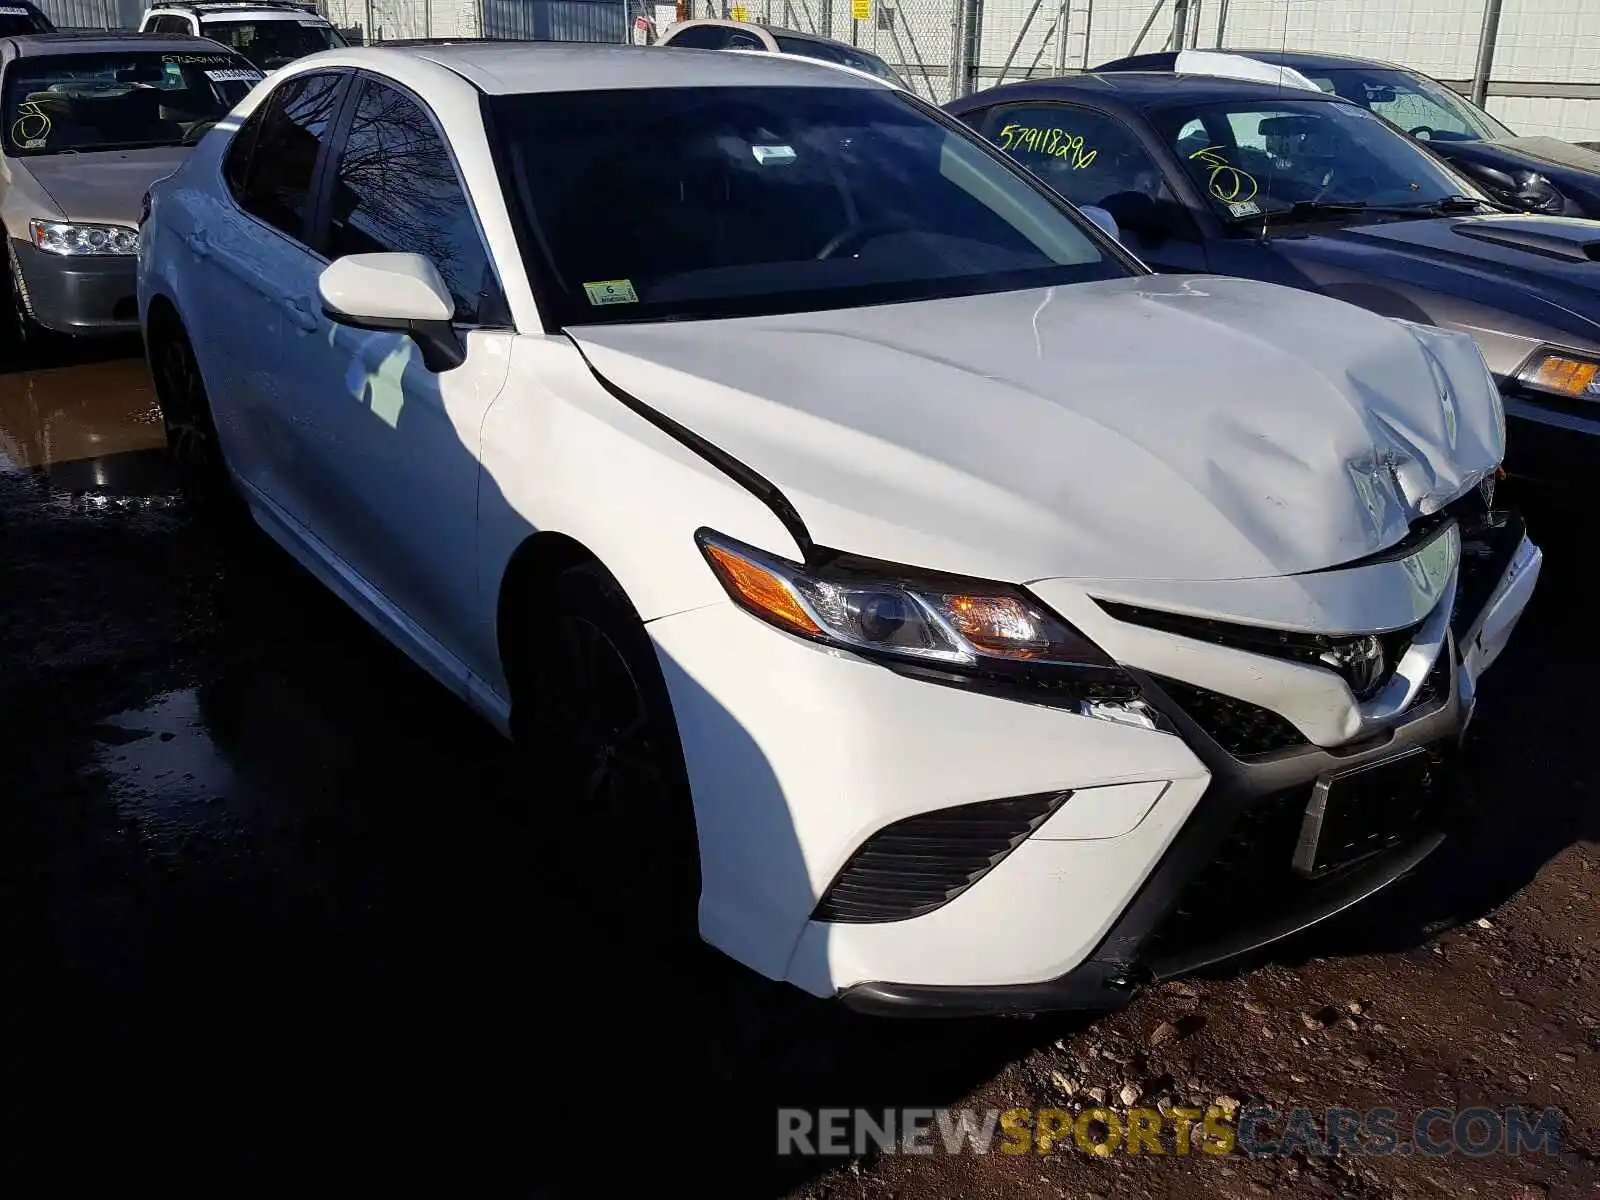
[137,44,1539,1015]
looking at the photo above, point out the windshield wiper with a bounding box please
[1231,195,1490,226]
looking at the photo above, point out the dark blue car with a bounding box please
[1095,49,1600,220]
[946,72,1600,486]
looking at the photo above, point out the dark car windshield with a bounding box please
[2,51,262,156]
[773,35,906,86]
[1152,98,1486,220]
[486,85,1131,327]
[1311,66,1514,142]
[0,4,52,35]
[200,17,347,70]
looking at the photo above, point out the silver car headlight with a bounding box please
[28,219,140,256]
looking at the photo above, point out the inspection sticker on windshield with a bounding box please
[583,279,638,306]
[206,69,262,82]
[752,144,797,166]
[0,7,33,13]
[1227,199,1261,218]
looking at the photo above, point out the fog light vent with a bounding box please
[812,792,1069,923]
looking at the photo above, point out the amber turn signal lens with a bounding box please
[703,542,822,636]
[1525,355,1600,399]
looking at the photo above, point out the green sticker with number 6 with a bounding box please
[583,279,639,306]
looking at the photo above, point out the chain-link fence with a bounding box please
[664,0,1600,138]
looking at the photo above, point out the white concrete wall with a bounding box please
[325,0,481,40]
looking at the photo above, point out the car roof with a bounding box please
[960,69,1351,108]
[147,1,315,11]
[671,19,827,39]
[5,31,238,56]
[1099,48,1405,73]
[386,41,877,94]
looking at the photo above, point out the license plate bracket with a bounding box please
[1293,748,1441,877]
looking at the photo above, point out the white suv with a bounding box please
[139,1,347,73]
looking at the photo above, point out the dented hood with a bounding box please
[568,275,1504,584]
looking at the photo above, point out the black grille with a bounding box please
[1153,676,1307,758]
[812,792,1068,923]
[1452,510,1524,639]
[1140,748,1451,964]
[1098,600,1420,702]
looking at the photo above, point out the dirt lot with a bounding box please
[0,338,1595,1196]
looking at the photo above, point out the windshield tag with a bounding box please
[298,17,329,24]
[0,5,32,12]
[583,279,639,306]
[22,137,44,148]
[206,68,262,82]
[752,144,797,166]
[1227,199,1261,218]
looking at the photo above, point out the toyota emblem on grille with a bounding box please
[1319,635,1387,698]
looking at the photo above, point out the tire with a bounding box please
[510,561,702,950]
[6,244,48,351]
[148,317,240,519]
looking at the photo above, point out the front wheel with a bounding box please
[149,319,239,519]
[510,561,702,950]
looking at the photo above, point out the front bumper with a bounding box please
[1502,394,1600,487]
[10,238,139,335]
[649,517,1539,1017]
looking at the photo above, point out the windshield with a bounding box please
[486,85,1130,327]
[0,6,51,35]
[1314,67,1514,142]
[1153,99,1486,221]
[773,35,905,86]
[2,51,262,156]
[201,17,347,70]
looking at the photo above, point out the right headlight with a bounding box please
[695,529,1159,723]
[1515,349,1600,402]
[28,219,139,256]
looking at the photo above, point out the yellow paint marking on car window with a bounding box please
[996,124,1098,169]
[1188,144,1259,203]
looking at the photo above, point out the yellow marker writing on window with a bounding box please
[1188,144,1259,203]
[996,124,1098,169]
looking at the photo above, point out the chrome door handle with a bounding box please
[184,229,209,258]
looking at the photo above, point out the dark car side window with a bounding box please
[149,15,192,33]
[974,101,1196,246]
[226,71,344,244]
[663,24,729,48]
[323,78,499,324]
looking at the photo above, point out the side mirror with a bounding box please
[1080,204,1121,244]
[318,252,465,373]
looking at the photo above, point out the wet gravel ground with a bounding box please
[1,339,1596,1197]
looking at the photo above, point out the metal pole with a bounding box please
[819,0,831,37]
[1470,0,1503,109]
[1188,0,1199,47]
[1213,0,1227,47]
[1081,0,1093,68]
[1169,0,1186,54]
[1128,0,1164,54]
[1054,0,1067,74]
[947,0,964,99]
[363,0,372,41]
[962,0,983,96]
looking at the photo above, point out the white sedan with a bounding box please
[137,43,1539,1016]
